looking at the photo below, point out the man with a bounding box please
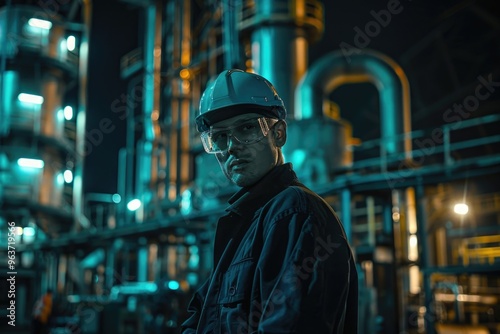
[181,69,358,333]
[32,288,53,334]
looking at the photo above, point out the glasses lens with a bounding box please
[201,118,270,153]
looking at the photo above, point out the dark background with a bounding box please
[83,0,500,194]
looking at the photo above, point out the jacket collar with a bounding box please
[225,163,298,217]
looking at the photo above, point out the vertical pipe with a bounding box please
[106,245,115,290]
[383,201,393,236]
[222,0,242,69]
[341,188,352,243]
[366,196,376,246]
[169,94,179,200]
[178,0,192,196]
[74,0,92,230]
[251,26,307,116]
[0,0,11,136]
[245,0,323,116]
[117,148,127,226]
[143,3,157,142]
[415,181,429,268]
[137,239,148,282]
[406,187,418,262]
[137,1,163,217]
[251,26,308,115]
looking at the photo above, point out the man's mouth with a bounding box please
[229,159,248,170]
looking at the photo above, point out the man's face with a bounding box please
[211,113,285,187]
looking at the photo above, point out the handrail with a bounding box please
[344,113,500,174]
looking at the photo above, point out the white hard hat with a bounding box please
[196,69,286,132]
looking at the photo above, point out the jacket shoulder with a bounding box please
[263,185,336,220]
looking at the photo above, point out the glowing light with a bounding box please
[23,227,36,237]
[454,203,469,215]
[179,69,190,79]
[67,35,76,51]
[57,173,64,185]
[408,234,419,261]
[392,212,400,222]
[112,194,121,203]
[18,93,44,105]
[28,18,52,30]
[17,158,44,169]
[409,234,418,247]
[127,199,141,211]
[168,280,180,290]
[16,227,23,236]
[64,170,73,183]
[63,106,73,120]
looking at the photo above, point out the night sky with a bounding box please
[84,0,138,195]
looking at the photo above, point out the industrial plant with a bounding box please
[0,0,499,333]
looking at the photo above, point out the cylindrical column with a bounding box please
[241,0,323,115]
[251,26,308,114]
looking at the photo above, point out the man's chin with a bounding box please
[231,173,251,187]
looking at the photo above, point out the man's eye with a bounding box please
[241,123,257,131]
[212,132,227,142]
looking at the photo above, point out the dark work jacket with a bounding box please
[181,163,358,334]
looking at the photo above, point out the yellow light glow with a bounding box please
[454,203,469,215]
[179,69,190,80]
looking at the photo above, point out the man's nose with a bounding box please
[227,134,243,153]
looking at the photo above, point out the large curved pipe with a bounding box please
[295,49,412,157]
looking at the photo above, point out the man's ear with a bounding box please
[273,120,287,147]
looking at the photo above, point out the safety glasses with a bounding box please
[200,117,275,154]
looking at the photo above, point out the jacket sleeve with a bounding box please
[180,277,210,333]
[254,211,354,333]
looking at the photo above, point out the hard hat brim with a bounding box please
[196,104,280,132]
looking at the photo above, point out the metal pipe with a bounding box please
[341,188,352,243]
[75,0,92,230]
[222,0,242,69]
[0,0,12,136]
[244,0,324,116]
[295,49,412,158]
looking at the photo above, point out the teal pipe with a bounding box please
[295,49,412,156]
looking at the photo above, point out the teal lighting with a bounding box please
[23,227,36,237]
[168,280,180,290]
[17,158,44,169]
[112,194,121,203]
[63,170,73,183]
[57,173,64,185]
[63,106,73,120]
[18,93,44,105]
[127,199,141,211]
[28,18,52,30]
